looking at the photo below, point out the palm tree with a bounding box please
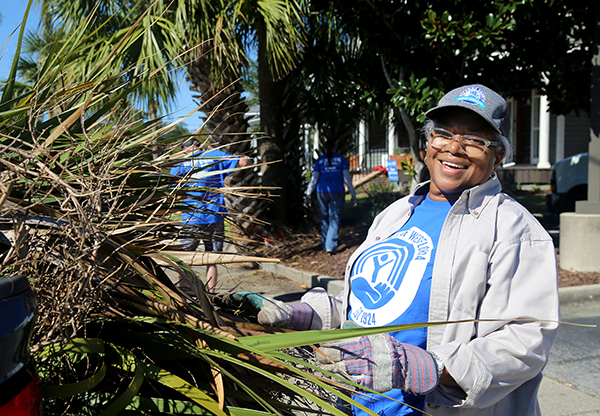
[32,0,215,119]
[184,0,309,230]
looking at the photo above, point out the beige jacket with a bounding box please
[302,176,560,415]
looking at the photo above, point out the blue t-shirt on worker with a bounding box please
[170,148,239,225]
[313,153,349,193]
[348,194,453,415]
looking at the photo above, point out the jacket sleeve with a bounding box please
[430,225,560,408]
[300,287,345,330]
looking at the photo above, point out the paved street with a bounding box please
[546,302,600,398]
[540,300,600,415]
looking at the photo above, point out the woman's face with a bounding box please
[426,108,505,202]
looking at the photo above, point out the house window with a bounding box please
[368,124,387,150]
[396,126,410,150]
[505,99,517,165]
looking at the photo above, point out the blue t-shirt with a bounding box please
[348,194,453,415]
[313,153,349,193]
[170,148,239,225]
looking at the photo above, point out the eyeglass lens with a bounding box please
[429,129,489,156]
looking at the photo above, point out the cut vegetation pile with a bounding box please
[0,7,393,416]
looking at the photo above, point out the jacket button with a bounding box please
[375,236,381,241]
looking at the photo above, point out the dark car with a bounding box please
[546,152,589,216]
[0,232,41,415]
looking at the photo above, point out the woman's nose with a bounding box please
[445,138,464,154]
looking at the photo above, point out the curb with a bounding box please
[558,283,600,306]
[259,262,600,307]
[258,262,344,294]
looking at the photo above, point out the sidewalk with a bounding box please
[539,376,600,416]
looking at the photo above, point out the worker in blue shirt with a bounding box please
[170,138,250,292]
[306,143,357,254]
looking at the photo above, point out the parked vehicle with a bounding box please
[545,152,589,216]
[0,232,41,415]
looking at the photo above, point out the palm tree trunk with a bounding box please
[256,17,288,225]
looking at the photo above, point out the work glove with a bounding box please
[227,292,314,330]
[350,196,358,207]
[316,328,439,394]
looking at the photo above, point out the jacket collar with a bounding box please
[413,175,502,217]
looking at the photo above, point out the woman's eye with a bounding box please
[435,130,453,138]
[465,138,485,146]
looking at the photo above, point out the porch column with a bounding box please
[313,124,320,160]
[359,120,367,170]
[537,95,551,169]
[387,110,396,157]
[303,124,312,169]
[556,115,565,162]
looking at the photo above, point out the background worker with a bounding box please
[171,138,250,292]
[306,142,357,254]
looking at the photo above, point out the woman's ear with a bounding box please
[494,148,505,169]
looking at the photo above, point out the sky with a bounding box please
[0,1,204,132]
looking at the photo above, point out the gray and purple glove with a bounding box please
[227,292,314,330]
[317,331,440,394]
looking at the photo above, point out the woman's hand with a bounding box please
[316,332,439,394]
[226,292,314,330]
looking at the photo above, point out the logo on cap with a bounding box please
[454,86,486,109]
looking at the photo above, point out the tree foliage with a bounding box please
[23,0,214,117]
[490,0,595,115]
[298,0,595,185]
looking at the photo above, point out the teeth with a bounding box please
[442,161,466,169]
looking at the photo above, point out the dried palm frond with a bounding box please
[0,4,369,416]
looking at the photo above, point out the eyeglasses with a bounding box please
[428,127,502,157]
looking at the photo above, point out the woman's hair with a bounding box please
[422,119,512,162]
[325,142,335,166]
[181,138,200,150]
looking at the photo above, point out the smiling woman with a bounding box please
[229,84,561,416]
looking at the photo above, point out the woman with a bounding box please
[306,143,357,254]
[233,85,559,415]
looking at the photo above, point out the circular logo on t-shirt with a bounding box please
[349,226,433,326]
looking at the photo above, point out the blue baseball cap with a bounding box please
[425,84,511,137]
